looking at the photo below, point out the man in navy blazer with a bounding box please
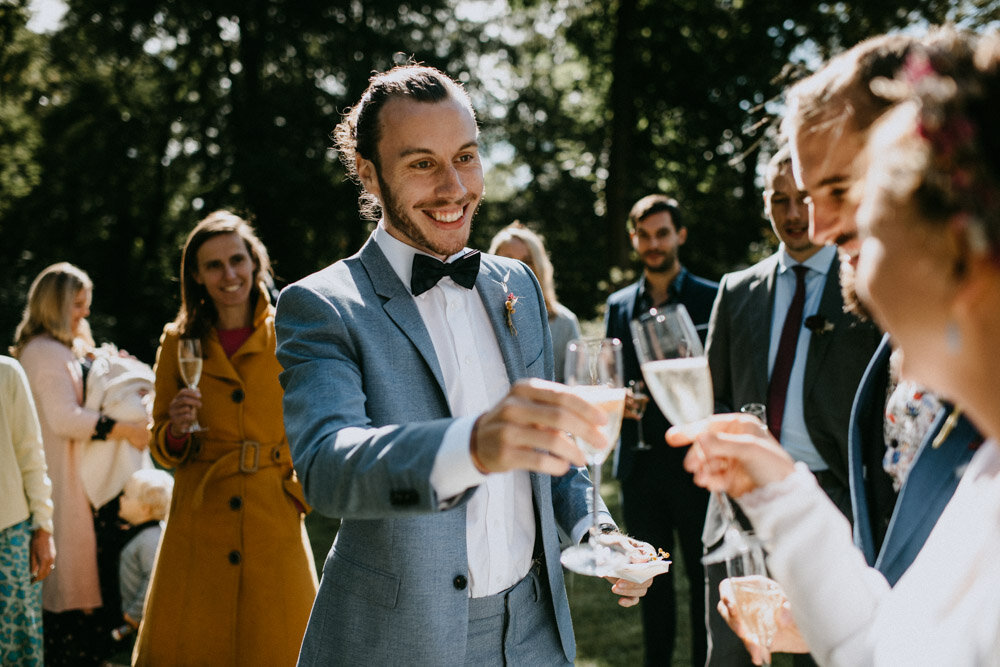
[275,65,652,666]
[778,32,983,594]
[605,194,718,666]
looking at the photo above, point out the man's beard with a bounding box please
[840,258,874,321]
[642,249,678,274]
[378,173,476,258]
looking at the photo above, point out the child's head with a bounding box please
[119,469,174,525]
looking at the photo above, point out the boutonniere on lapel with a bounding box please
[499,270,519,336]
[804,314,834,335]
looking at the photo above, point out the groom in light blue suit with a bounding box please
[275,64,653,666]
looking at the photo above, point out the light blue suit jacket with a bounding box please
[275,236,595,665]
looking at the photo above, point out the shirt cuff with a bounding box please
[430,415,487,505]
[32,516,55,534]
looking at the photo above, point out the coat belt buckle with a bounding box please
[240,440,260,473]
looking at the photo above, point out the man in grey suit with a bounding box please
[275,64,653,666]
[702,147,881,666]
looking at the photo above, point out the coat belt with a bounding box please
[190,438,288,508]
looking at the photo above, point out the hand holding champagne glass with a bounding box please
[177,338,205,433]
[627,379,651,451]
[559,337,629,576]
[723,535,784,666]
[630,305,753,560]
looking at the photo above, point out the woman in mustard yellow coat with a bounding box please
[134,211,317,666]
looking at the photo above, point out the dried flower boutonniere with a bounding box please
[500,270,519,336]
[804,314,834,335]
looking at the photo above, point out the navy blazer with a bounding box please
[849,334,981,585]
[604,268,719,481]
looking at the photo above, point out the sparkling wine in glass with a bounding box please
[177,338,204,433]
[628,379,652,451]
[629,304,712,423]
[630,305,752,559]
[725,535,783,666]
[559,337,629,576]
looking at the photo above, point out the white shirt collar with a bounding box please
[776,243,836,276]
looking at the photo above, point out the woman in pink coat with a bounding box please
[11,262,149,666]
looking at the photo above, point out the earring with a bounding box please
[946,319,962,354]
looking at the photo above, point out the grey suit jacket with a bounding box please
[703,252,881,542]
[275,236,595,665]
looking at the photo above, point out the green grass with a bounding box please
[563,463,692,666]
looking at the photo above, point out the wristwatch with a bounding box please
[584,523,618,542]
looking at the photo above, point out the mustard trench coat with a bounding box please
[134,297,317,666]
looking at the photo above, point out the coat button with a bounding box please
[231,389,245,403]
[229,496,242,510]
[453,575,467,590]
[228,550,241,565]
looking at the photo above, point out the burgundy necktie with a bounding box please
[766,265,809,441]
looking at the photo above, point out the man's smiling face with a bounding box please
[357,95,484,259]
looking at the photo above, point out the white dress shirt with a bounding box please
[768,244,836,471]
[374,224,535,597]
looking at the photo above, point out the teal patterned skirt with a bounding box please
[0,519,43,666]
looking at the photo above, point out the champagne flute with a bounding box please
[628,379,651,451]
[724,534,783,666]
[629,305,752,559]
[559,337,630,576]
[177,338,205,433]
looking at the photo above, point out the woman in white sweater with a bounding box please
[11,262,149,666]
[0,355,54,665]
[668,31,1000,666]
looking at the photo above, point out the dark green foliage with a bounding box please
[0,0,481,360]
[482,0,989,322]
[1,0,994,358]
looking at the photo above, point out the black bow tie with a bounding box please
[410,250,481,296]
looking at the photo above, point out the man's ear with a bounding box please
[677,226,688,246]
[357,156,380,200]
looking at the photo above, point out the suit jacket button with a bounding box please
[228,550,241,565]
[453,575,467,590]
[231,388,245,403]
[390,489,419,506]
[229,496,243,510]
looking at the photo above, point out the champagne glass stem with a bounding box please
[590,460,602,538]
[716,490,738,524]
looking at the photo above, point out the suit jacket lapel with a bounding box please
[478,264,528,384]
[625,281,643,322]
[747,258,777,397]
[877,409,978,575]
[359,239,449,395]
[803,253,842,397]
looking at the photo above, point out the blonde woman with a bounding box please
[489,221,581,381]
[11,262,149,666]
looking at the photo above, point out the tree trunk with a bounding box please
[605,0,637,270]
